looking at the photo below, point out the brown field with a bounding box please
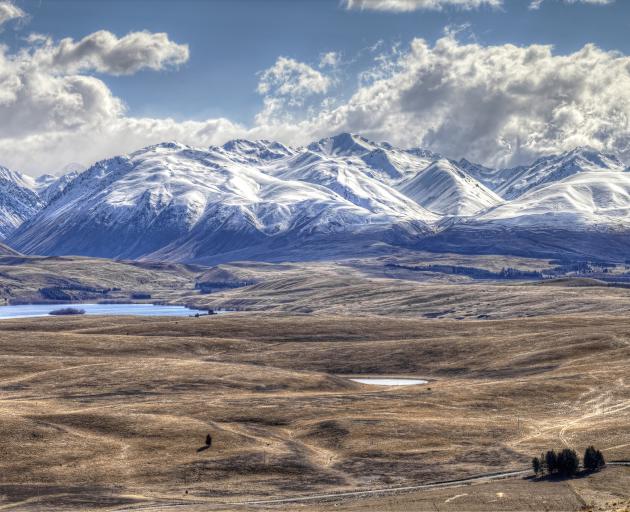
[0,255,200,305]
[1,312,629,511]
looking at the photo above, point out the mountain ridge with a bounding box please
[3,134,630,263]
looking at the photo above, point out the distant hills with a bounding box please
[2,133,630,263]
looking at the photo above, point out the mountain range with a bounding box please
[2,133,630,263]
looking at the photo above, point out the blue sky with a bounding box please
[10,0,630,124]
[1,0,630,173]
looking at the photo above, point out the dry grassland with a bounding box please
[0,313,628,510]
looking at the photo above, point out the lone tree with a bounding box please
[584,446,605,472]
[205,434,212,447]
[532,457,541,476]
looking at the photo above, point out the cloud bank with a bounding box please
[42,30,190,75]
[343,0,502,11]
[1,4,630,175]
[307,37,630,167]
[529,0,614,9]
[343,0,614,11]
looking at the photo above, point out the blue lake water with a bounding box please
[0,303,218,319]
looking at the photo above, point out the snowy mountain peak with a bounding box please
[221,138,295,162]
[0,165,35,190]
[496,147,625,200]
[399,159,502,216]
[9,139,437,262]
[307,132,380,156]
[523,147,623,176]
[4,137,630,263]
[130,141,193,158]
[0,165,44,239]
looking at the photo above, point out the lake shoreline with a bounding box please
[0,303,230,320]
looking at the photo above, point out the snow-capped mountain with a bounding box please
[475,168,630,227]
[0,166,44,239]
[425,163,630,260]
[308,133,440,181]
[5,135,630,263]
[0,165,84,239]
[37,171,81,204]
[495,148,625,200]
[399,159,502,216]
[9,140,438,263]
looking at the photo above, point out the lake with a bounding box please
[0,303,219,320]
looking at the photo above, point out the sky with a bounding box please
[1,0,630,175]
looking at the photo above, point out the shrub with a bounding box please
[49,307,85,316]
[131,292,151,300]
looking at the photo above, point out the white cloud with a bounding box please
[2,6,630,176]
[0,1,24,27]
[0,116,245,173]
[31,30,189,75]
[259,36,630,169]
[319,51,341,69]
[255,56,334,125]
[257,57,332,101]
[343,0,502,12]
[0,30,188,139]
[529,0,614,9]
[0,25,203,173]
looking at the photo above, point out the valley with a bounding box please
[3,251,630,320]
[3,0,630,507]
[0,135,629,510]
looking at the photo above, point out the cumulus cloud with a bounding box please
[343,0,502,12]
[257,57,332,101]
[319,51,341,69]
[529,0,614,9]
[0,30,187,140]
[30,30,189,75]
[254,56,334,125]
[0,25,205,172]
[0,1,24,27]
[256,36,630,168]
[3,6,630,175]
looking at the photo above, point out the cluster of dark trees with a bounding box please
[385,263,543,280]
[195,280,253,294]
[548,259,619,275]
[532,446,605,478]
[130,292,152,299]
[39,285,111,301]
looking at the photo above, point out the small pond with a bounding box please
[349,378,428,386]
[0,303,222,320]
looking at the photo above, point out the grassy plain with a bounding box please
[0,312,629,510]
